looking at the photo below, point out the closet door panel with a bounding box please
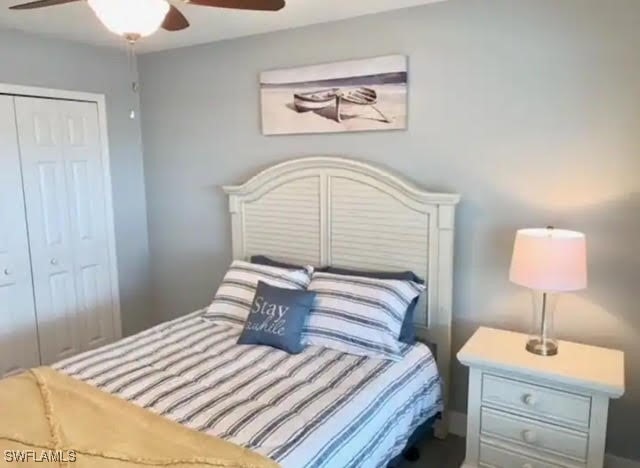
[60,101,114,351]
[14,97,81,364]
[0,95,41,376]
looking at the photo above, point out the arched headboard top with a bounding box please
[223,156,460,437]
[224,156,460,206]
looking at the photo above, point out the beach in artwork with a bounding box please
[260,55,408,135]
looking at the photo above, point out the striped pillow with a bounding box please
[303,272,425,360]
[204,260,313,327]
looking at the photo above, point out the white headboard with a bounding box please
[223,156,460,436]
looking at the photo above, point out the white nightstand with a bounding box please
[457,327,625,468]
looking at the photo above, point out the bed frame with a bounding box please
[223,156,460,437]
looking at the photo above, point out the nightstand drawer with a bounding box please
[481,408,588,462]
[479,442,572,468]
[482,374,591,430]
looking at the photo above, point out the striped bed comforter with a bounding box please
[53,311,443,468]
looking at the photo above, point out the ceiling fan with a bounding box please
[9,0,286,42]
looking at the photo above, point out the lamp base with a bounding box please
[526,337,558,356]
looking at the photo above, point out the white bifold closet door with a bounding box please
[14,96,115,365]
[0,95,41,377]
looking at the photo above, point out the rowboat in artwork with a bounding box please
[341,87,378,105]
[292,87,392,123]
[293,88,339,112]
[338,87,392,123]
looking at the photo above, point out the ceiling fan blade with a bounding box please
[162,5,190,31]
[185,0,285,12]
[9,0,81,10]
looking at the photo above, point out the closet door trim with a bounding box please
[1,82,122,341]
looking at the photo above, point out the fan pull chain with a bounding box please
[126,39,139,120]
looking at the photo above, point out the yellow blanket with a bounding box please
[0,367,279,468]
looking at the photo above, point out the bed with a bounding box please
[56,157,460,467]
[53,311,441,467]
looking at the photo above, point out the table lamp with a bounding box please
[509,227,587,356]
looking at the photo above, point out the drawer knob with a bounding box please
[522,429,537,444]
[50,258,58,266]
[522,393,537,406]
[3,268,10,276]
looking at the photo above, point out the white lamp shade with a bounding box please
[88,0,170,38]
[509,228,587,292]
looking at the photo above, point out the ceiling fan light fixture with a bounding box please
[88,0,170,39]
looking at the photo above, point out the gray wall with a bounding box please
[0,28,152,336]
[138,0,640,459]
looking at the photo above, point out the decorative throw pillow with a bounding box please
[322,267,425,344]
[204,260,312,327]
[303,272,425,360]
[238,281,316,354]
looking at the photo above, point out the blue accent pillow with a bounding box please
[238,281,316,354]
[322,267,425,344]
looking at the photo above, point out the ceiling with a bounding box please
[0,0,445,54]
